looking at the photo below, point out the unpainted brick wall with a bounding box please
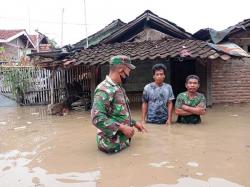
[211,58,250,103]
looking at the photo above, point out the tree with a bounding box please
[0,46,8,63]
[48,38,58,49]
[1,67,33,104]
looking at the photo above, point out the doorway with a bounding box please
[170,60,196,97]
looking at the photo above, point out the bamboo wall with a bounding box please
[0,66,91,106]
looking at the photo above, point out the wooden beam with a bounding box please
[50,68,55,105]
[90,65,98,105]
[206,60,212,107]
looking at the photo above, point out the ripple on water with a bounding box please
[147,177,244,187]
[187,161,199,167]
[0,150,100,187]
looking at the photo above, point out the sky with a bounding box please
[1,0,249,47]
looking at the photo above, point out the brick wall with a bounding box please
[211,58,250,103]
[229,30,250,53]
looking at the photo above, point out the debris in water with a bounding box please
[0,121,7,125]
[231,114,239,117]
[187,161,199,167]
[166,165,175,169]
[14,126,27,130]
[196,172,204,176]
[149,161,170,167]
[132,154,140,157]
[146,177,244,187]
[77,117,86,119]
[31,113,39,115]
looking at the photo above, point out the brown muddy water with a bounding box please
[0,103,250,187]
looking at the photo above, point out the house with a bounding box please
[193,19,250,49]
[30,10,250,107]
[193,19,250,104]
[28,19,125,66]
[29,32,51,52]
[0,29,51,65]
[0,29,36,64]
[100,10,192,43]
[73,19,126,48]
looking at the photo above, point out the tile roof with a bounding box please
[29,33,48,46]
[101,10,192,44]
[0,29,25,40]
[227,18,250,36]
[66,38,222,66]
[73,19,126,48]
[29,35,38,46]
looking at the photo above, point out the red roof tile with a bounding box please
[69,38,219,66]
[0,29,25,40]
[29,34,48,46]
[29,35,37,46]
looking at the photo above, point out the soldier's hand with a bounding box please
[119,125,134,138]
[135,122,148,133]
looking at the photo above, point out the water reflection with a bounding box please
[0,150,100,187]
[148,177,244,187]
[0,104,249,187]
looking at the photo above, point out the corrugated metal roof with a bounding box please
[193,18,250,43]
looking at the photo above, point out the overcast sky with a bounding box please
[1,0,249,46]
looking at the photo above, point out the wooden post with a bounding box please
[90,65,97,106]
[50,68,55,105]
[62,69,66,99]
[206,60,212,107]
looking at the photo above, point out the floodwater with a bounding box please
[0,94,17,107]
[0,103,250,187]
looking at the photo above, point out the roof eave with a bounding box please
[101,11,192,44]
[5,30,36,48]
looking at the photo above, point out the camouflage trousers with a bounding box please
[96,133,130,153]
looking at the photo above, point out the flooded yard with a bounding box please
[0,103,249,187]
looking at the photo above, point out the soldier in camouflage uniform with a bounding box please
[175,75,206,124]
[91,55,147,153]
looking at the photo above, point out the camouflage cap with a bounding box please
[110,55,136,69]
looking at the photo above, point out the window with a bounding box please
[248,45,250,53]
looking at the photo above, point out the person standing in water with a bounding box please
[175,75,206,124]
[91,55,147,153]
[141,64,174,125]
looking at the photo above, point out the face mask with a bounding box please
[120,71,129,84]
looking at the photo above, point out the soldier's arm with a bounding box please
[181,94,206,115]
[181,105,205,115]
[91,90,120,137]
[175,108,193,116]
[175,94,192,116]
[196,94,206,115]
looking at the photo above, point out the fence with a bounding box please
[0,66,91,106]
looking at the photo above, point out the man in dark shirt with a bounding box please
[142,64,174,125]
